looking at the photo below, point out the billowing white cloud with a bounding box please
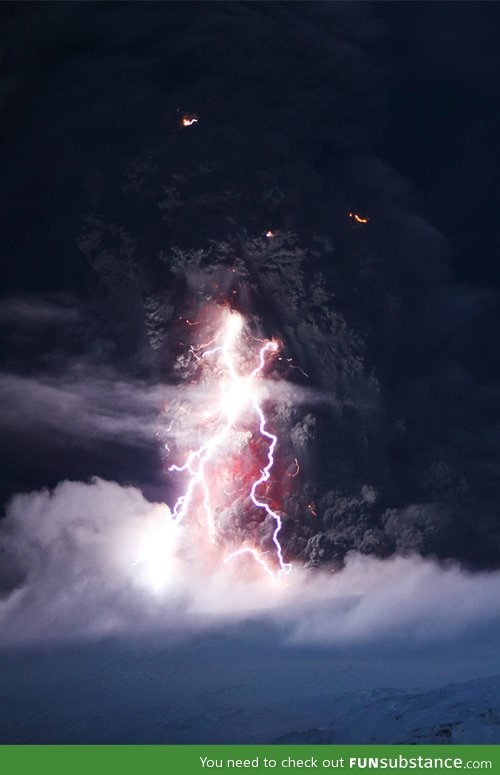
[0,373,164,445]
[1,478,499,649]
[282,553,500,645]
[0,479,185,644]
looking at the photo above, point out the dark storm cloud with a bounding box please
[375,3,500,291]
[1,2,499,571]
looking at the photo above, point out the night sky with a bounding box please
[2,1,499,569]
[0,0,500,745]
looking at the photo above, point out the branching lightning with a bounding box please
[167,308,293,583]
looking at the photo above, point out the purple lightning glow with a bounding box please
[167,307,292,583]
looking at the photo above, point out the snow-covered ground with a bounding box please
[276,675,500,744]
[1,619,499,743]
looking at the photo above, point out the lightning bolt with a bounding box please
[168,308,292,583]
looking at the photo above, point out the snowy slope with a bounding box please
[276,675,500,744]
[0,624,499,744]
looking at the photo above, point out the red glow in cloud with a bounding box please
[167,307,292,584]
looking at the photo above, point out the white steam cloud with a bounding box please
[1,478,499,648]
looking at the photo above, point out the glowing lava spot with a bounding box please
[180,113,199,127]
[348,211,370,224]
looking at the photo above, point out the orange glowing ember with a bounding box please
[348,212,369,224]
[181,114,199,127]
[265,230,275,238]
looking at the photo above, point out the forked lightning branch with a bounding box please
[167,307,292,584]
